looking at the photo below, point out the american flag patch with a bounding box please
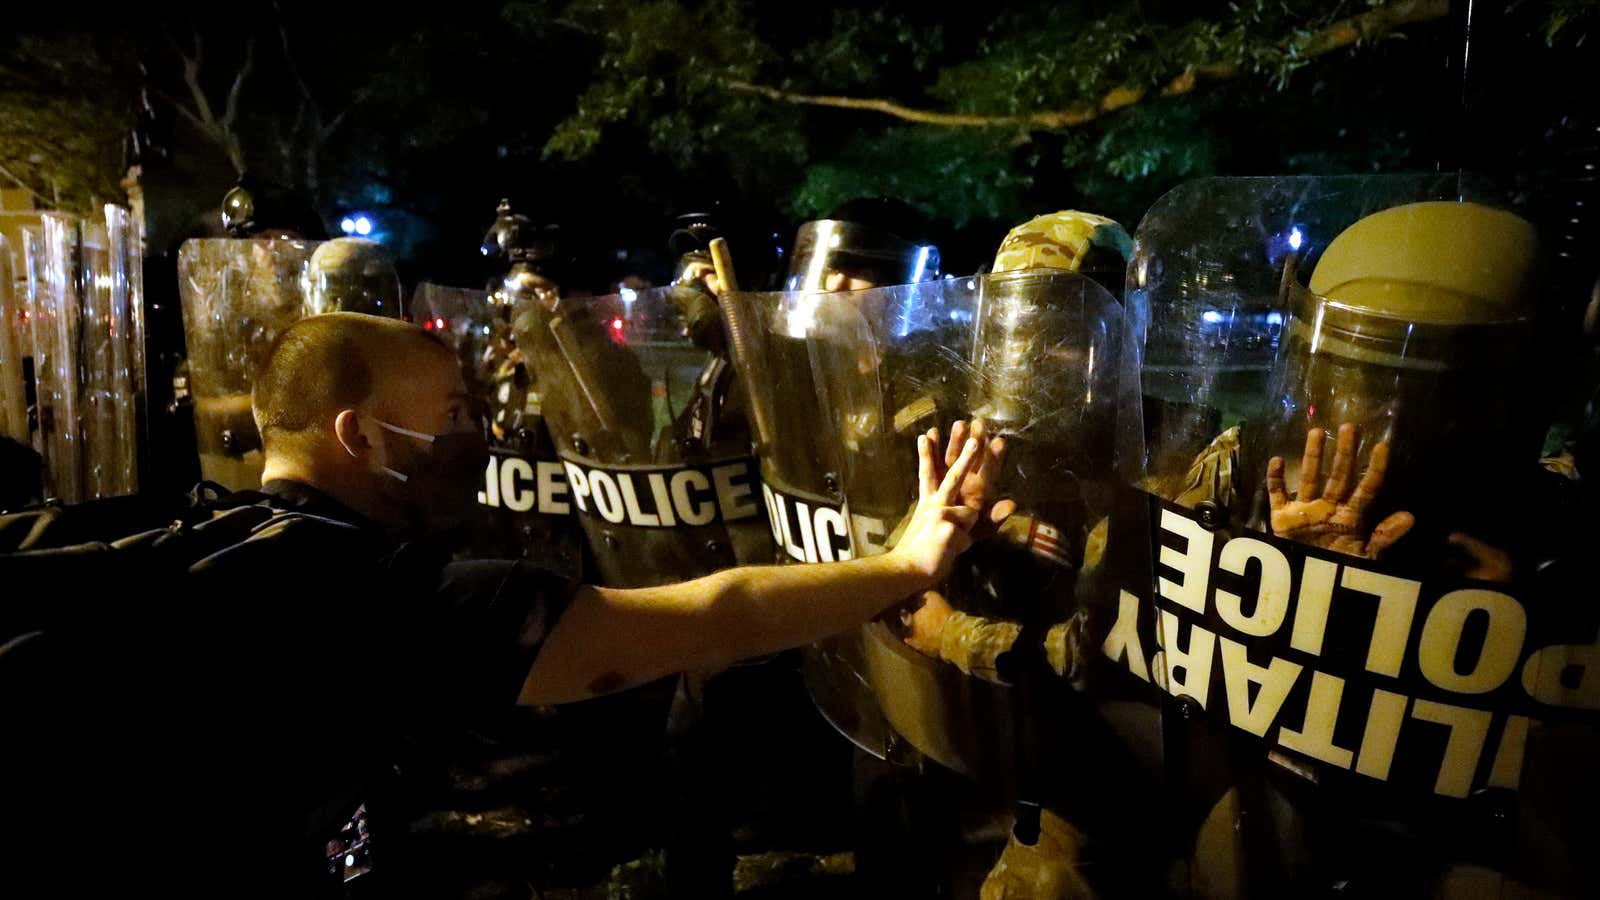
[1028,519,1075,568]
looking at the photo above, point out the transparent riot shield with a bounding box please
[6,209,144,499]
[1117,175,1600,897]
[512,285,768,587]
[720,284,905,759]
[26,215,85,502]
[79,220,116,497]
[412,282,583,575]
[104,205,144,494]
[177,238,322,490]
[18,228,48,473]
[0,233,26,446]
[78,212,143,498]
[806,273,1127,786]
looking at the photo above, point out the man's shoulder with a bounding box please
[189,508,382,577]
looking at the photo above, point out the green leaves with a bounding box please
[1539,0,1600,45]
[0,32,140,211]
[792,127,1030,226]
[520,0,1459,233]
[536,0,771,162]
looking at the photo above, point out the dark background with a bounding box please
[6,1,1598,284]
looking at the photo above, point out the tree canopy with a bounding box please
[3,1,1596,273]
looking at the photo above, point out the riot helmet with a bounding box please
[219,175,325,240]
[304,237,402,317]
[992,210,1133,300]
[976,210,1133,438]
[1249,200,1542,560]
[667,211,729,355]
[785,198,940,292]
[479,200,562,447]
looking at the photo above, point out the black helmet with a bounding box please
[219,175,325,239]
[785,197,941,292]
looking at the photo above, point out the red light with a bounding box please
[434,317,445,330]
[611,318,624,331]
[423,320,433,330]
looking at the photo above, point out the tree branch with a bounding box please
[727,0,1448,130]
[174,31,221,136]
[0,160,52,206]
[221,36,255,131]
[152,87,211,135]
[319,85,373,140]
[160,26,251,174]
[274,4,371,142]
[274,1,317,108]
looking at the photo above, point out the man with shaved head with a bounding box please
[170,312,1010,894]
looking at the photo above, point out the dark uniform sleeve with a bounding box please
[418,559,578,710]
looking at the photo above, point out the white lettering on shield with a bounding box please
[478,456,573,515]
[560,459,759,529]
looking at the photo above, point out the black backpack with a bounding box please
[0,484,369,898]
[0,483,284,636]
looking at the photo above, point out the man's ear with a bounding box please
[333,409,369,459]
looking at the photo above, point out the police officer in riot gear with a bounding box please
[410,200,585,573]
[722,196,962,894]
[478,200,559,451]
[827,210,1142,900]
[661,211,748,458]
[1117,181,1600,898]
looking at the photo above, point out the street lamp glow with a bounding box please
[354,216,373,236]
[1288,227,1304,252]
[340,217,356,235]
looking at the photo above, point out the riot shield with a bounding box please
[805,273,1127,786]
[178,238,320,489]
[1116,175,1600,897]
[26,215,84,502]
[412,282,583,575]
[0,233,25,445]
[512,285,769,586]
[720,283,906,759]
[104,205,144,494]
[12,209,145,502]
[78,212,142,498]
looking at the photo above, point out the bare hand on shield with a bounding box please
[942,419,1018,542]
[889,420,1013,583]
[1267,423,1414,560]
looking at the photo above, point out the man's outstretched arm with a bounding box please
[519,424,1008,706]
